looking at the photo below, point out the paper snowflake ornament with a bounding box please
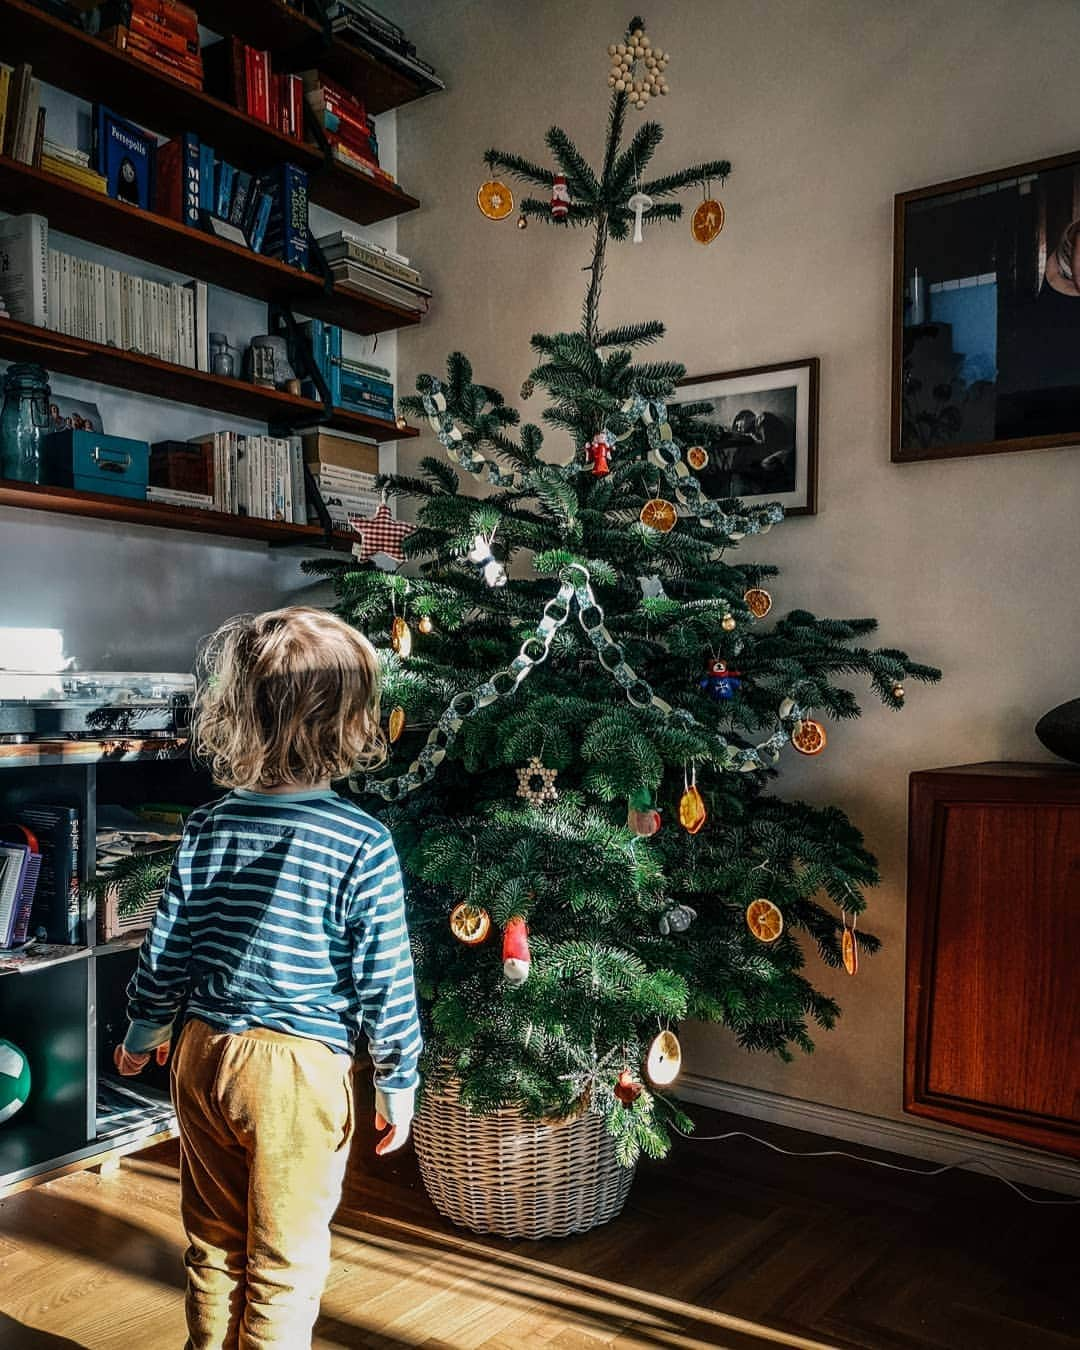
[349,503,415,565]
[516,756,558,805]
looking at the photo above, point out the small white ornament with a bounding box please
[516,756,558,806]
[779,696,797,719]
[628,189,653,243]
[467,533,507,588]
[638,574,667,599]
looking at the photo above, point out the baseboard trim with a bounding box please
[676,1074,1080,1198]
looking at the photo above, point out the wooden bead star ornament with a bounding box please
[516,756,558,805]
[606,25,671,109]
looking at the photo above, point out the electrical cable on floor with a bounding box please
[671,1125,1080,1206]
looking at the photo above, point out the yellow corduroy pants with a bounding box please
[170,1018,355,1350]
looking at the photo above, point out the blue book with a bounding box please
[214,160,236,219]
[247,191,273,252]
[92,105,156,209]
[340,370,394,403]
[328,323,342,405]
[198,142,215,212]
[229,170,253,227]
[182,133,200,229]
[261,163,309,271]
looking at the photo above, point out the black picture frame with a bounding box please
[893,148,1080,463]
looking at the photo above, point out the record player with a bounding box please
[0,671,194,743]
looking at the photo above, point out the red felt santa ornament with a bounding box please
[551,173,570,221]
[502,916,531,984]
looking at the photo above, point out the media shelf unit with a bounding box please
[0,741,212,1196]
[0,0,436,547]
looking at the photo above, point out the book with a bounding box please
[0,214,49,328]
[156,137,182,219]
[31,104,46,168]
[198,141,215,213]
[150,438,212,494]
[40,156,108,192]
[302,429,379,475]
[229,169,253,227]
[16,805,79,944]
[43,140,91,168]
[183,279,208,372]
[0,844,34,948]
[92,105,156,209]
[214,159,236,219]
[106,266,122,346]
[288,436,307,524]
[316,227,410,267]
[0,64,11,153]
[146,486,214,509]
[319,237,423,288]
[247,189,273,253]
[92,260,107,346]
[329,259,429,312]
[2,64,30,161]
[181,132,200,229]
[260,162,309,271]
[47,249,60,330]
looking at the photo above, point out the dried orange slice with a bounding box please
[746,898,784,943]
[842,926,858,976]
[640,497,677,533]
[686,445,709,470]
[449,902,491,945]
[645,1030,682,1087]
[743,587,772,618]
[691,198,725,243]
[791,718,827,756]
[388,706,406,743]
[477,179,514,220]
[678,784,707,835]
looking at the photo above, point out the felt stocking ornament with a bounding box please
[502,916,531,984]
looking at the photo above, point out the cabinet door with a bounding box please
[906,773,1080,1157]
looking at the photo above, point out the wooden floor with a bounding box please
[0,1103,1077,1350]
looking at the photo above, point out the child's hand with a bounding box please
[113,1042,170,1076]
[374,1111,411,1156]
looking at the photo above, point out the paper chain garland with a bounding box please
[421,383,521,488]
[355,562,801,801]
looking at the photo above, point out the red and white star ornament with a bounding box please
[349,502,416,565]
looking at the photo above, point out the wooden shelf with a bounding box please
[194,0,440,115]
[0,317,419,439]
[0,0,421,228]
[0,157,420,333]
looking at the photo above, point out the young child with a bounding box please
[113,606,421,1350]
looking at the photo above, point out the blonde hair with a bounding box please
[192,606,385,789]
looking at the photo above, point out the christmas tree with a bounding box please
[308,16,940,1165]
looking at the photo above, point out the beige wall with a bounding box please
[387,0,1080,1127]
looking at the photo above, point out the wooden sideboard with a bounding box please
[905,763,1080,1158]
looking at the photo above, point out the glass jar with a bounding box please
[0,363,51,484]
[209,333,235,379]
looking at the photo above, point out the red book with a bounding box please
[316,73,366,122]
[271,72,284,133]
[156,137,182,219]
[126,31,202,82]
[325,123,378,164]
[244,45,257,116]
[251,49,271,124]
[130,0,199,42]
[129,10,200,59]
[312,97,375,150]
[287,74,304,141]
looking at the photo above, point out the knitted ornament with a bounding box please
[700,658,742,701]
[502,916,531,983]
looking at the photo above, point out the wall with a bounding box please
[0,57,400,671]
[386,0,1080,1131]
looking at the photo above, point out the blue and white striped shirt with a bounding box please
[124,787,421,1124]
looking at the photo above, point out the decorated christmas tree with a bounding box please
[308,16,940,1165]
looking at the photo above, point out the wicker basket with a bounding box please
[413,1080,635,1240]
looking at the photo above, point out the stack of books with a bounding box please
[187,429,308,525]
[203,36,305,140]
[303,429,380,530]
[96,0,204,91]
[317,229,430,315]
[298,316,397,419]
[325,2,444,95]
[40,140,107,194]
[156,133,279,255]
[301,70,391,185]
[0,62,44,167]
[0,825,42,950]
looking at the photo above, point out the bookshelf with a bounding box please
[0,159,421,330]
[0,0,422,226]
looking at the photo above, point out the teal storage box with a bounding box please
[45,430,150,500]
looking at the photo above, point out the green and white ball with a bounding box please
[0,1038,31,1124]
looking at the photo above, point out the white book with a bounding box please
[146,487,214,509]
[146,280,161,359]
[172,282,190,368]
[214,432,225,512]
[119,272,132,349]
[248,435,260,518]
[0,214,49,327]
[92,261,106,346]
[60,251,72,336]
[75,257,88,340]
[279,438,292,523]
[105,267,122,347]
[47,248,59,330]
[312,466,379,491]
[162,283,175,364]
[183,287,196,368]
[131,276,146,353]
[235,435,249,516]
[184,279,208,372]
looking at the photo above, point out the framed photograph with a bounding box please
[46,397,103,434]
[893,148,1080,462]
[670,358,819,516]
